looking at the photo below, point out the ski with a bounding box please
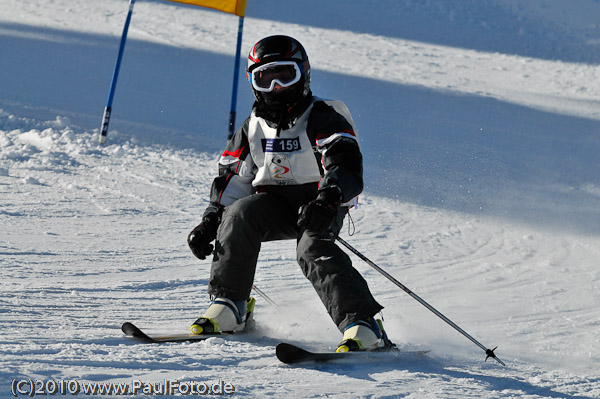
[275,342,429,364]
[121,322,227,344]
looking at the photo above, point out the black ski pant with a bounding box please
[207,187,383,331]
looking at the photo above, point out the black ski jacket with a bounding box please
[204,96,363,218]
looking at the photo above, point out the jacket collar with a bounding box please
[253,93,313,135]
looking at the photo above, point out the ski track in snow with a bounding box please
[1,0,600,398]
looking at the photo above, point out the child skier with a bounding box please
[187,35,391,352]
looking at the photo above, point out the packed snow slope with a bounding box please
[1,0,599,398]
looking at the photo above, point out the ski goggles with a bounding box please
[247,61,302,92]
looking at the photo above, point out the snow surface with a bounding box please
[1,0,599,397]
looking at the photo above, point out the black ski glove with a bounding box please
[188,212,220,260]
[297,186,342,234]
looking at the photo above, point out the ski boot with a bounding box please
[191,297,255,334]
[336,317,394,352]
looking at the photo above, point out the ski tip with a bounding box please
[121,322,155,342]
[121,322,134,333]
[121,322,141,336]
[276,343,304,364]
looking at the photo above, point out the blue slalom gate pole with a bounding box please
[99,0,136,144]
[228,16,245,139]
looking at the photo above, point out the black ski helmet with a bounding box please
[246,35,311,109]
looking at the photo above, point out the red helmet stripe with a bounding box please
[249,43,260,63]
[290,42,300,58]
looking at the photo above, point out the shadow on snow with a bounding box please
[2,22,599,235]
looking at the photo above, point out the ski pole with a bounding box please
[252,285,281,310]
[336,236,505,366]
